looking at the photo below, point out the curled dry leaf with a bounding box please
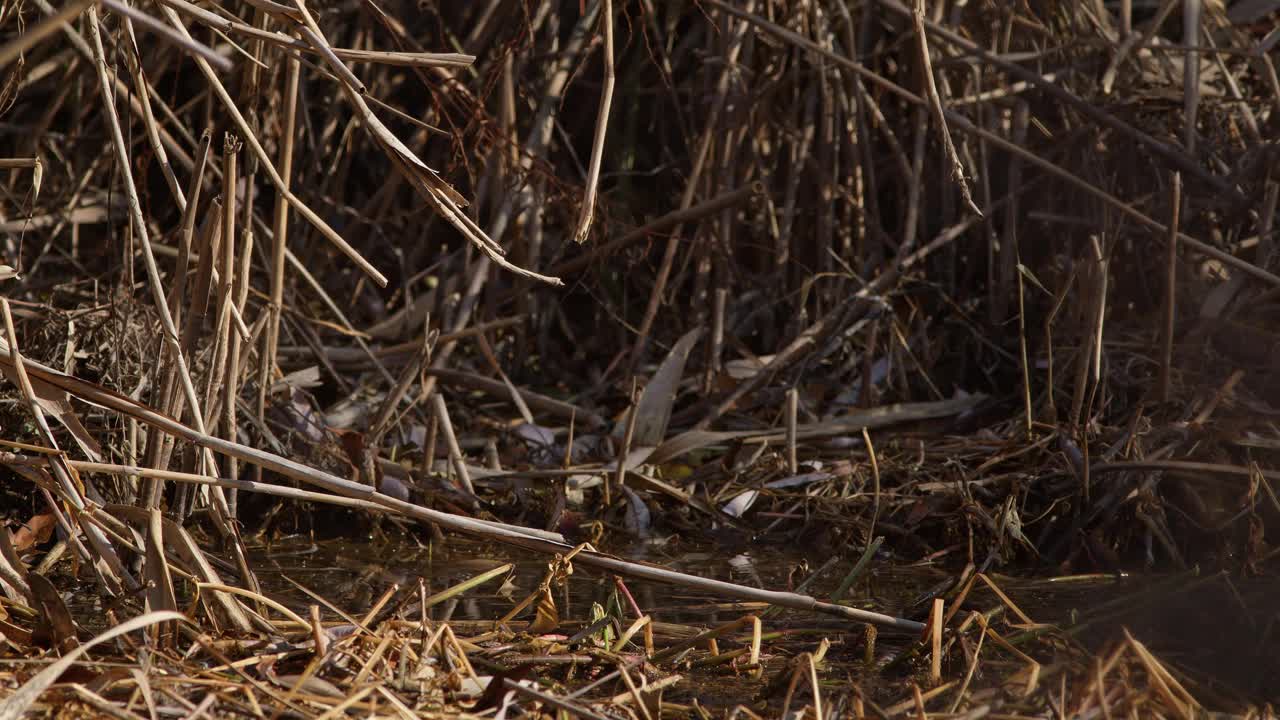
[621,485,652,538]
[528,587,559,634]
[28,572,78,653]
[12,513,55,553]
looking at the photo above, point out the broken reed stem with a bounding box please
[785,388,799,475]
[930,598,944,686]
[571,0,614,244]
[612,380,640,508]
[912,0,979,216]
[1017,255,1033,437]
[423,407,439,478]
[704,287,727,394]
[226,229,254,497]
[862,426,881,536]
[430,392,475,498]
[204,136,239,440]
[1159,172,1180,403]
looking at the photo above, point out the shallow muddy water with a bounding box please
[244,535,1278,701]
[248,535,945,627]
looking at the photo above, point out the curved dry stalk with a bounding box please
[912,0,980,217]
[0,611,190,720]
[572,0,615,244]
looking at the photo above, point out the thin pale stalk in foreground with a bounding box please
[572,0,614,244]
[1159,172,1180,402]
[912,0,980,216]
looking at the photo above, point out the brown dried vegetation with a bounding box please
[0,0,1278,716]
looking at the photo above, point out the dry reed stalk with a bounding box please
[912,0,979,217]
[430,392,475,499]
[224,225,254,506]
[611,380,640,507]
[84,6,240,542]
[711,0,1280,289]
[201,136,239,438]
[1159,172,1181,402]
[572,0,614,245]
[0,301,134,595]
[2,0,1278,712]
[259,47,300,477]
[785,388,798,475]
[627,1,752,376]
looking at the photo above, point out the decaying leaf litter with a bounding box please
[1,0,1279,716]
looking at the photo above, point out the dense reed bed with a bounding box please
[0,0,1278,715]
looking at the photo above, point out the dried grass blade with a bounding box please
[0,611,190,720]
[422,563,513,610]
[632,328,702,447]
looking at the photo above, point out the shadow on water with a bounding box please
[1002,572,1280,702]
[248,536,1279,703]
[251,535,949,626]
